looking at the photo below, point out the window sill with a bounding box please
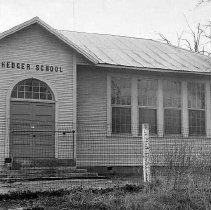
[187,135,208,139]
[107,133,158,138]
[163,134,183,138]
[106,133,211,139]
[107,133,133,138]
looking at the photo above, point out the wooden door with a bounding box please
[10,101,55,159]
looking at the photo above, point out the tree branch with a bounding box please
[157,33,171,45]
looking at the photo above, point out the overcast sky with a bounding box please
[0,0,211,45]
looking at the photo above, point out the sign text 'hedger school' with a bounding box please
[1,61,63,73]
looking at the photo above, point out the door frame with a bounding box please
[10,100,56,159]
[5,75,58,159]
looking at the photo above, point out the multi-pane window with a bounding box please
[138,79,157,134]
[188,82,205,135]
[111,77,131,133]
[109,76,209,137]
[163,80,182,134]
[11,79,54,101]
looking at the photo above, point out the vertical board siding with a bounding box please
[0,23,75,162]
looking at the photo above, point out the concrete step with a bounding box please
[20,167,87,173]
[0,172,99,179]
[0,167,87,175]
[0,167,102,181]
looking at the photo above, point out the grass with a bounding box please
[0,176,211,210]
[1,143,211,209]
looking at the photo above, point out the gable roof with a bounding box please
[0,17,98,64]
[59,30,211,73]
[1,17,211,74]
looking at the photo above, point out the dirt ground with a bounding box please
[0,177,142,194]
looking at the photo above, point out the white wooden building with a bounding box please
[1,17,211,168]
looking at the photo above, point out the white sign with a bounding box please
[142,123,151,183]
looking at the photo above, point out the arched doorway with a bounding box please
[10,78,55,162]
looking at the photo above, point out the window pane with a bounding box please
[18,85,24,91]
[189,110,205,135]
[32,80,39,86]
[111,78,131,105]
[17,92,24,98]
[40,93,47,100]
[11,90,17,98]
[188,82,205,109]
[33,92,39,99]
[11,87,18,98]
[25,91,32,99]
[40,86,47,93]
[164,109,181,134]
[47,94,53,100]
[33,86,39,92]
[112,107,131,133]
[138,79,157,106]
[139,108,157,134]
[25,79,32,86]
[163,80,181,108]
[25,85,32,92]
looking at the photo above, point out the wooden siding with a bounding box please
[77,66,142,166]
[75,54,91,65]
[76,66,211,166]
[0,23,75,162]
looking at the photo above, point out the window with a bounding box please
[163,80,182,134]
[11,79,54,101]
[111,77,131,133]
[138,79,157,134]
[109,76,209,137]
[188,82,205,135]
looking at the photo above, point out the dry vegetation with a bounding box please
[1,144,211,209]
[1,178,211,210]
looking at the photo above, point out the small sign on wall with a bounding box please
[1,61,63,73]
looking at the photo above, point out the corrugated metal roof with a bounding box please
[59,30,211,73]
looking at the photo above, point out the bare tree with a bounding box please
[157,33,172,45]
[197,0,211,6]
[158,22,211,56]
[183,23,204,53]
[176,31,184,47]
[158,31,184,48]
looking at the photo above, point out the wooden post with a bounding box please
[142,123,151,183]
[157,79,164,137]
[206,81,211,137]
[132,77,138,136]
[107,75,112,136]
[182,81,189,137]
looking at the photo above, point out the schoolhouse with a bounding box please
[0,17,211,169]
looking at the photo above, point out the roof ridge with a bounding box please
[59,29,158,41]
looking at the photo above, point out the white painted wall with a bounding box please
[0,23,75,163]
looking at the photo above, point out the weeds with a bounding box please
[1,180,211,209]
[2,142,211,209]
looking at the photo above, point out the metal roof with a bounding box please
[59,30,211,73]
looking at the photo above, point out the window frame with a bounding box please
[107,74,209,138]
[110,76,132,134]
[163,80,182,135]
[11,78,54,102]
[138,78,158,135]
[187,81,206,136]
